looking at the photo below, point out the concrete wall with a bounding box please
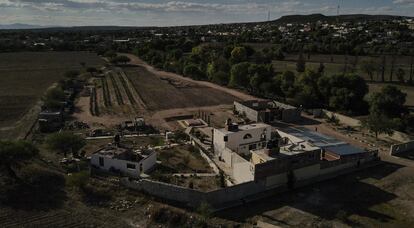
[122,159,379,210]
[390,141,414,155]
[121,178,267,209]
[234,101,259,122]
[222,148,233,166]
[121,178,204,208]
[294,164,321,181]
[213,128,226,156]
[265,173,287,188]
[232,153,254,184]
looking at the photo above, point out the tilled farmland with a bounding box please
[91,66,239,117]
[0,52,103,128]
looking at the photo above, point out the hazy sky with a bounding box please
[0,0,413,27]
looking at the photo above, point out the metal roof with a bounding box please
[281,127,365,156]
[325,144,366,156]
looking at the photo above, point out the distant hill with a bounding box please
[272,14,410,24]
[1,14,412,31]
[0,23,46,30]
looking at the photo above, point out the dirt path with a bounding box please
[120,53,259,101]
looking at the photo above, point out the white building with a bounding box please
[91,145,157,178]
[213,119,272,165]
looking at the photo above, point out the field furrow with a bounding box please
[122,70,148,110]
[109,72,124,105]
[101,77,112,107]
[118,71,137,105]
[113,71,132,106]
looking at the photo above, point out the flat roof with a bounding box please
[94,146,150,162]
[325,144,366,156]
[280,127,344,148]
[252,141,319,162]
[217,123,270,134]
[273,101,297,110]
[279,127,366,156]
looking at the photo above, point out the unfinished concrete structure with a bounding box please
[91,145,157,178]
[213,119,272,164]
[234,100,301,123]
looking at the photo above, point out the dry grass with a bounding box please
[157,145,212,174]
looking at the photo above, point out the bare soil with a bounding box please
[74,54,257,131]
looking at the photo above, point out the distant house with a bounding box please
[234,100,301,123]
[91,145,157,178]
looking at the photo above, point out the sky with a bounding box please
[0,0,413,27]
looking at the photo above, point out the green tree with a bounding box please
[0,140,38,178]
[362,113,396,138]
[272,47,285,60]
[296,52,306,73]
[211,71,229,85]
[318,62,325,74]
[294,71,321,108]
[183,64,205,80]
[46,132,86,157]
[368,85,407,119]
[279,71,296,97]
[43,87,66,110]
[396,68,405,83]
[229,62,250,88]
[230,47,247,64]
[360,59,376,81]
[317,73,368,114]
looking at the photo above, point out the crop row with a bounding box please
[117,71,137,105]
[109,73,124,105]
[89,86,99,116]
[101,77,112,107]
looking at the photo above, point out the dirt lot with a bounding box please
[157,144,212,174]
[219,161,414,227]
[74,54,256,131]
[124,66,240,111]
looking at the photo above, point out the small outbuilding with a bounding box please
[91,145,157,178]
[234,100,301,123]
